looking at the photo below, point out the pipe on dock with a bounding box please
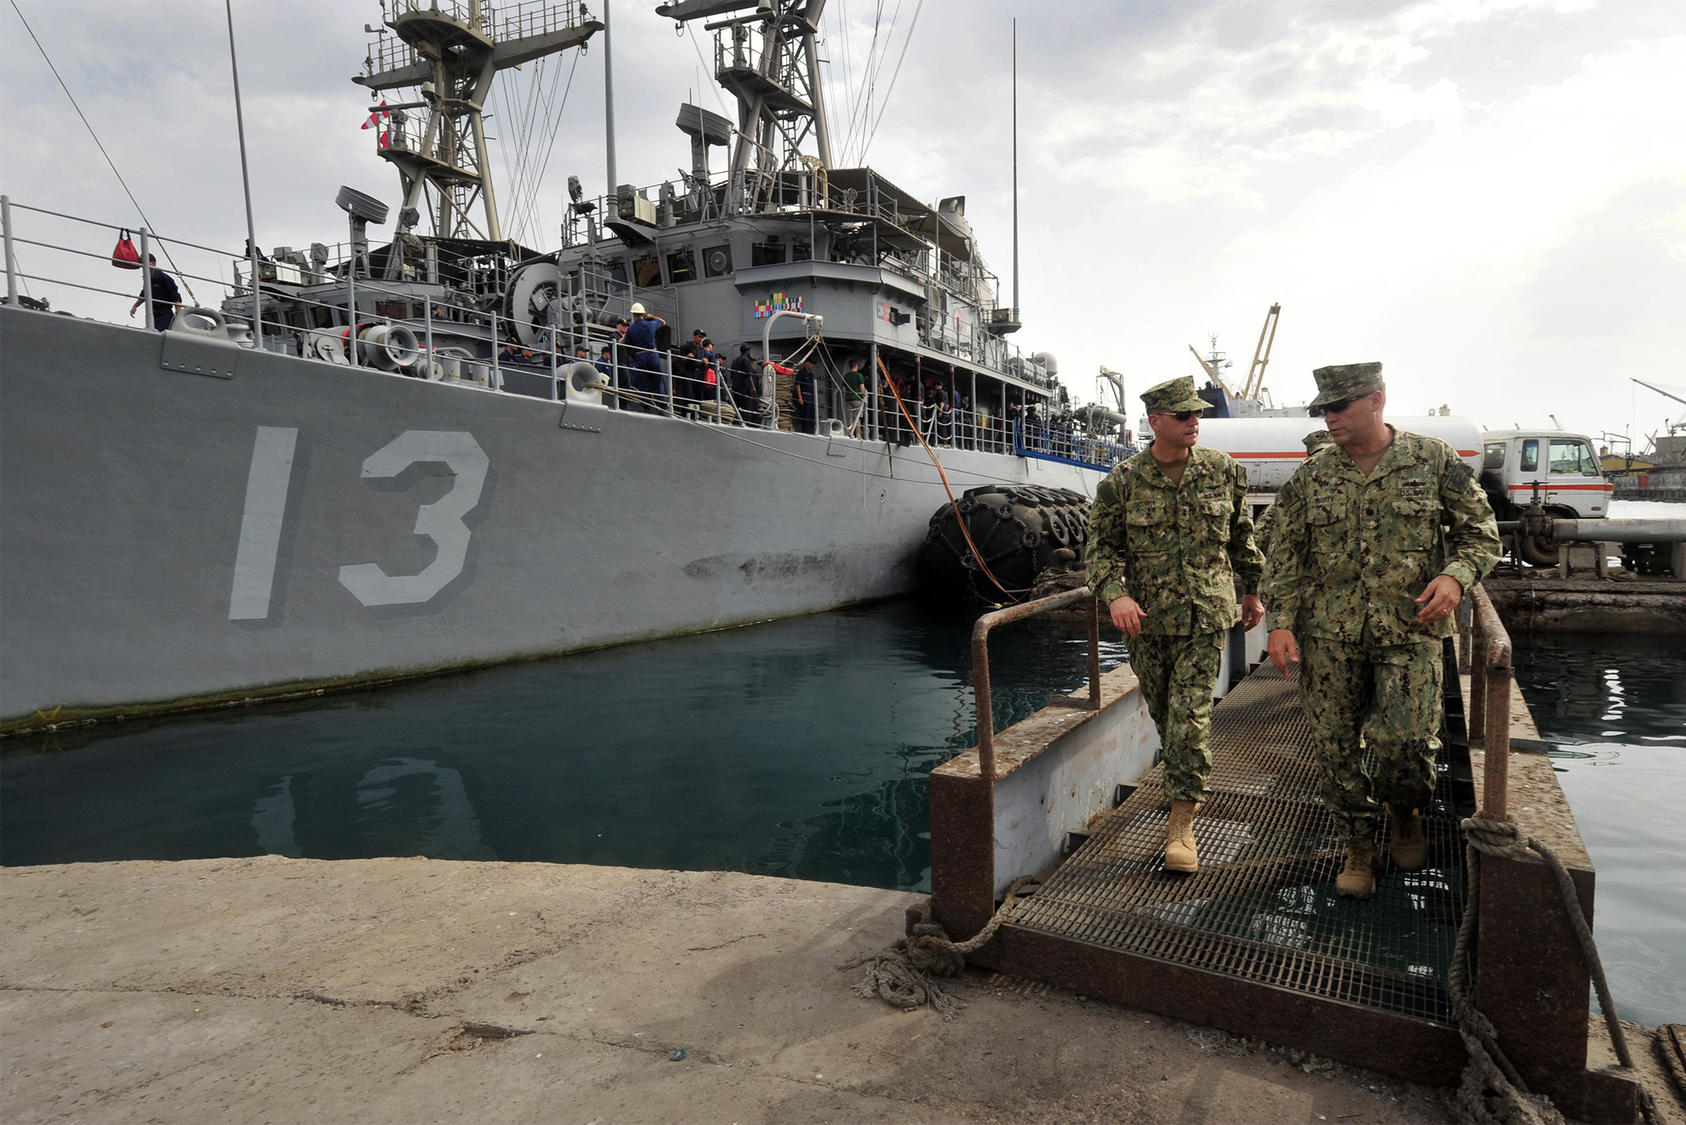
[1496,517,1686,542]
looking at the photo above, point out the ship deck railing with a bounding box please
[360,0,593,78]
[1,195,1111,462]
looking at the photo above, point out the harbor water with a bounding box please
[3,602,1681,1027]
[1511,631,1686,1028]
[0,604,1127,890]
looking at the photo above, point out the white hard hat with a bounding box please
[629,302,647,315]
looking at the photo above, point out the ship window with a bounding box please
[605,260,629,287]
[311,305,336,330]
[702,244,733,277]
[1520,439,1539,473]
[1550,439,1599,476]
[752,240,784,266]
[1483,443,1506,471]
[666,248,696,284]
[791,239,812,261]
[632,255,662,288]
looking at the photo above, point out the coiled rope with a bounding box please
[840,875,1039,1021]
[1451,812,1657,1124]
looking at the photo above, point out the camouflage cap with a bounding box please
[1140,375,1208,415]
[1309,362,1383,408]
[1302,428,1333,452]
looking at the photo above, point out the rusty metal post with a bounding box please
[1467,597,1487,747]
[971,619,996,782]
[1087,596,1102,711]
[971,587,1096,784]
[1470,585,1513,820]
[1482,657,1513,822]
[1457,593,1473,674]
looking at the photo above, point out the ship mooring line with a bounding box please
[1450,812,1659,1124]
[877,355,1030,599]
[840,875,1040,1020]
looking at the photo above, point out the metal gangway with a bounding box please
[928,588,1642,1121]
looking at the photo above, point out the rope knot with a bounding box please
[1461,814,1529,859]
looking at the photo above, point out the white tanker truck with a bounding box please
[1194,417,1680,573]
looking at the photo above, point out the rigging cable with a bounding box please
[840,0,888,164]
[875,354,1024,597]
[858,0,924,162]
[683,25,733,119]
[819,1,852,165]
[7,0,196,300]
[519,50,581,242]
[510,50,581,245]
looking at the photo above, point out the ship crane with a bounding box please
[1188,303,1282,410]
[1632,378,1686,410]
[1243,303,1281,403]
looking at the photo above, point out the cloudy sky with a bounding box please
[5,0,1683,450]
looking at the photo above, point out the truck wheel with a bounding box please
[1518,534,1559,567]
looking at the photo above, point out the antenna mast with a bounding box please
[1011,18,1018,316]
[354,0,603,240]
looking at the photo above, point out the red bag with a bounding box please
[111,229,141,270]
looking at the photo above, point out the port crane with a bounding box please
[1188,303,1282,409]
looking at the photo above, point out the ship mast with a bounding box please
[354,0,603,241]
[654,0,830,208]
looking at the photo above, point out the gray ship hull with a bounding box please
[0,306,1102,726]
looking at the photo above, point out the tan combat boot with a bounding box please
[1386,803,1427,871]
[1165,800,1201,873]
[1335,839,1379,898]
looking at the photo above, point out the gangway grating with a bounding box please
[1006,662,1466,1025]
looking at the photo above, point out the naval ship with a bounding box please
[0,0,1123,731]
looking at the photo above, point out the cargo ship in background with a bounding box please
[1601,380,1686,502]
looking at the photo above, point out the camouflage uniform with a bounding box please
[1086,433,1264,805]
[1264,405,1499,843]
[1256,429,1331,561]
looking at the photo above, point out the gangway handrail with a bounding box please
[1465,583,1514,819]
[971,587,1102,782]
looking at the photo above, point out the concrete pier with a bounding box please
[1,858,1454,1124]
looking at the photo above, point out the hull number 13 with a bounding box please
[229,427,490,621]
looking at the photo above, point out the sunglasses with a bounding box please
[1155,410,1202,422]
[1310,392,1370,417]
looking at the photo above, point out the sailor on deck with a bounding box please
[623,303,666,412]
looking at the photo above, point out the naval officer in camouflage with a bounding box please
[1256,429,1332,561]
[1086,375,1265,873]
[1263,363,1499,898]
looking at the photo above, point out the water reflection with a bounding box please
[1,601,1126,895]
